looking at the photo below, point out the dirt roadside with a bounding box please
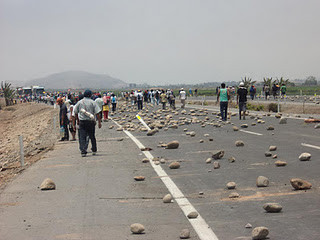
[0,103,59,190]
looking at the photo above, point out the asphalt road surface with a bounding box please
[0,102,319,240]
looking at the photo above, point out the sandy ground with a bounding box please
[0,103,58,189]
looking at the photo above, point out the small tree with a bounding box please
[241,77,256,88]
[276,77,290,86]
[1,81,16,106]
[263,77,272,88]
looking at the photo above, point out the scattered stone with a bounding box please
[256,176,269,187]
[209,138,214,141]
[269,146,277,151]
[130,223,145,234]
[275,160,287,166]
[267,125,274,130]
[275,113,282,118]
[245,223,252,228]
[290,178,312,190]
[226,182,236,189]
[163,194,173,203]
[134,176,145,181]
[116,127,123,131]
[169,162,181,169]
[251,122,256,126]
[187,211,198,219]
[279,117,287,124]
[233,126,239,131]
[229,192,240,198]
[315,124,320,129]
[166,141,179,149]
[208,170,212,172]
[252,227,269,240]
[272,154,277,159]
[299,152,311,161]
[199,192,204,195]
[180,229,190,239]
[147,129,158,136]
[199,139,204,143]
[228,157,236,163]
[235,140,244,147]
[264,152,272,157]
[204,134,210,137]
[212,150,224,159]
[213,161,220,169]
[183,128,188,132]
[142,158,149,163]
[40,178,56,190]
[189,131,196,137]
[241,124,248,128]
[154,161,160,165]
[206,158,212,164]
[109,125,114,129]
[160,158,166,164]
[263,203,282,213]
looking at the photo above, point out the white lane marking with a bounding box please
[301,143,320,150]
[111,119,219,240]
[239,129,263,136]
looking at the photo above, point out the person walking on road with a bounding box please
[73,90,102,157]
[136,90,143,110]
[57,97,69,141]
[179,88,186,108]
[111,94,117,112]
[217,83,230,121]
[237,82,248,120]
[249,85,256,100]
[160,90,167,110]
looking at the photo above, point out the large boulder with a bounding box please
[166,141,179,149]
[290,178,312,190]
[252,227,269,240]
[263,203,282,213]
[163,194,173,203]
[130,223,145,234]
[169,162,181,169]
[40,178,56,190]
[256,176,269,187]
[180,229,190,239]
[212,150,224,159]
[299,153,311,161]
[235,140,245,147]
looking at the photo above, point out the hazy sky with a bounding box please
[1,0,320,85]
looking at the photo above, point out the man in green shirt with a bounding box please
[280,84,287,97]
[217,83,230,121]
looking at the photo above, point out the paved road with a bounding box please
[1,102,319,240]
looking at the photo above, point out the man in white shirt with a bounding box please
[73,90,101,157]
[179,88,187,108]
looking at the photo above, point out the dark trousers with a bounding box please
[112,103,117,112]
[79,120,96,154]
[220,101,228,121]
[137,100,143,110]
[61,123,69,140]
[162,102,166,109]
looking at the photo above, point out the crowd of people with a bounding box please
[15,83,288,156]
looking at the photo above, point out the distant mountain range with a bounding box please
[24,71,128,90]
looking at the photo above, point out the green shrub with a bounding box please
[247,103,264,111]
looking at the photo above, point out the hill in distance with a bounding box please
[24,71,129,90]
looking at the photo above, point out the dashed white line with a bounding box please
[239,129,263,136]
[111,119,219,240]
[301,143,320,150]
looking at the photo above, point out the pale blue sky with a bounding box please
[1,0,319,84]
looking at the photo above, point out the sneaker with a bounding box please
[92,152,96,156]
[81,153,86,157]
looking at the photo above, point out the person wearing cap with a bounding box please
[179,88,186,108]
[217,83,230,121]
[237,82,248,120]
[57,97,69,141]
[73,90,102,157]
